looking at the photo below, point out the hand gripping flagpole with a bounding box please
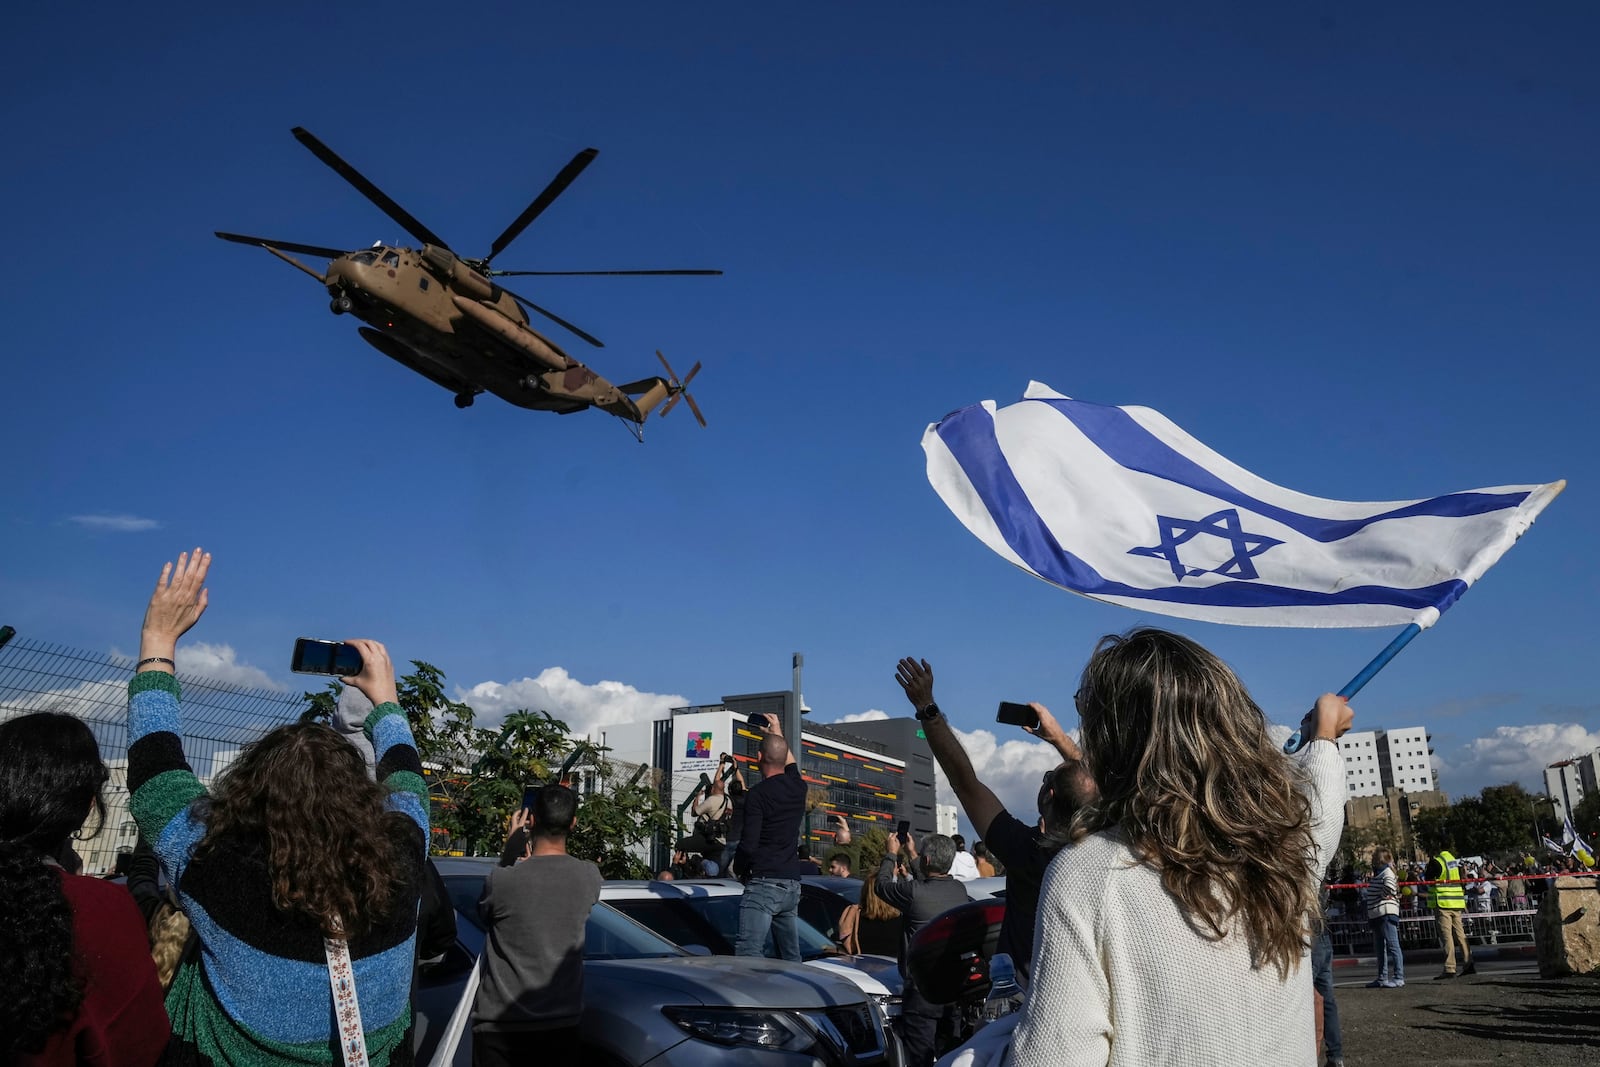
[1282,622,1426,754]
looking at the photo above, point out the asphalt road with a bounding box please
[1328,959,1600,1066]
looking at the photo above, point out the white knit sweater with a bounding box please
[1008,739,1343,1067]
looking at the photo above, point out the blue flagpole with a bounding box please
[1282,622,1425,754]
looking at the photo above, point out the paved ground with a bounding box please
[1330,958,1600,1065]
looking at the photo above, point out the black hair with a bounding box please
[0,712,110,1056]
[530,784,578,837]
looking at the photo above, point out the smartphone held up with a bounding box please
[290,637,364,677]
[996,701,1041,731]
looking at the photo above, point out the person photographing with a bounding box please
[731,714,807,961]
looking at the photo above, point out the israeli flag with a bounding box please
[924,382,1563,629]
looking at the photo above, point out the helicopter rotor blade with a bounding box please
[653,351,706,426]
[291,127,452,250]
[484,148,598,265]
[683,390,707,428]
[487,268,723,277]
[656,349,679,383]
[215,232,349,259]
[499,284,605,348]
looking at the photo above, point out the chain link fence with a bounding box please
[0,635,306,874]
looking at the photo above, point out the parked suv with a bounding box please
[600,879,906,1018]
[421,858,895,1067]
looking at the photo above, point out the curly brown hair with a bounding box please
[1071,628,1319,979]
[200,722,413,939]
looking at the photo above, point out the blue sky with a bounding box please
[4,4,1596,820]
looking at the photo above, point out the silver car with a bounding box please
[417,857,896,1067]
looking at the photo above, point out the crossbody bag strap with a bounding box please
[324,917,368,1067]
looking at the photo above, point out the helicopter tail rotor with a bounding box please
[655,350,706,428]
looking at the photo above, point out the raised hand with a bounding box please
[140,548,212,667]
[1308,694,1353,743]
[895,657,935,711]
[1024,702,1083,761]
[340,638,399,708]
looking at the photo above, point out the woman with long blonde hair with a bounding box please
[1010,628,1350,1066]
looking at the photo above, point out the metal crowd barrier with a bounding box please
[1324,909,1539,955]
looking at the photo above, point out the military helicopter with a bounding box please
[218,127,716,438]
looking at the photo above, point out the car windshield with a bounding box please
[610,895,838,961]
[443,874,683,961]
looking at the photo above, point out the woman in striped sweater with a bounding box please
[1363,847,1403,988]
[128,549,429,1066]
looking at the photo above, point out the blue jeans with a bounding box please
[736,878,801,962]
[1311,930,1342,1060]
[1371,914,1404,981]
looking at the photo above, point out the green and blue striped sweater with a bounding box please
[128,671,429,1066]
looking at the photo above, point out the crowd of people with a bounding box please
[12,547,1591,1067]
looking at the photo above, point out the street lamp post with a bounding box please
[1530,794,1552,853]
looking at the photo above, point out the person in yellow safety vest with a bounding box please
[1426,848,1474,978]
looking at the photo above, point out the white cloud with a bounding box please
[175,643,285,692]
[831,709,890,724]
[67,514,162,532]
[940,726,1076,835]
[457,667,686,734]
[1440,722,1600,795]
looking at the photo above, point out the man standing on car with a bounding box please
[876,832,970,1067]
[474,785,602,1067]
[894,657,1095,982]
[733,713,808,961]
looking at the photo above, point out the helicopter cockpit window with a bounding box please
[380,251,400,268]
[349,251,379,265]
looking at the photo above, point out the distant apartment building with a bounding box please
[936,803,958,837]
[1338,726,1436,798]
[1544,750,1600,822]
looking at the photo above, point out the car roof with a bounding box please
[601,879,745,899]
[801,875,862,895]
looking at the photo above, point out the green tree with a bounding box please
[1475,784,1545,854]
[856,827,890,875]
[299,662,671,871]
[1411,806,1450,854]
[398,661,479,765]
[1572,792,1600,844]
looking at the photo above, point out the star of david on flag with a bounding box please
[922,382,1563,629]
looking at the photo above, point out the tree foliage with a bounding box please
[1574,791,1600,843]
[299,660,669,874]
[1405,782,1552,858]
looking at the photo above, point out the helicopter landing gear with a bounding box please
[453,392,474,409]
[330,293,354,315]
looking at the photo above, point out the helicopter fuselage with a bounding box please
[323,245,655,419]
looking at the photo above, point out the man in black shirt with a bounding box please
[894,657,1095,982]
[732,713,808,961]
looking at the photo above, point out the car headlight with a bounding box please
[870,992,903,1019]
[662,1007,817,1053]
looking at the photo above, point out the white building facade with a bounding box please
[1339,726,1435,798]
[1378,726,1436,793]
[1544,750,1599,822]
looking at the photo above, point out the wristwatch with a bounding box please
[916,702,942,721]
